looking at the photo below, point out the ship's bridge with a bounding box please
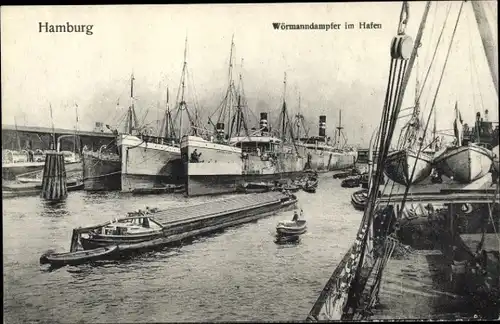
[229,136,281,154]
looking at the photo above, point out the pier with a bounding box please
[2,123,116,152]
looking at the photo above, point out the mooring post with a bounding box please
[40,151,68,201]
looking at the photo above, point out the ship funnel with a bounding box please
[216,122,225,136]
[260,113,269,133]
[319,115,326,137]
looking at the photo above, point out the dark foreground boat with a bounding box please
[307,2,500,320]
[39,245,118,267]
[276,219,307,236]
[351,189,368,211]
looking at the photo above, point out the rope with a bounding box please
[399,1,464,212]
[416,3,453,110]
[351,1,432,312]
[83,170,121,181]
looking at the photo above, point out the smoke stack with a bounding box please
[319,115,326,137]
[216,122,225,136]
[260,113,268,133]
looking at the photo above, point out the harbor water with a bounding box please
[4,173,362,323]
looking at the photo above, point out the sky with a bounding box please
[1,2,498,147]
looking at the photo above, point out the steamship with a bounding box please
[118,74,185,193]
[181,111,306,196]
[181,40,306,196]
[296,112,358,172]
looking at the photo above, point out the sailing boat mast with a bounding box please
[471,1,498,95]
[179,36,188,141]
[227,35,235,137]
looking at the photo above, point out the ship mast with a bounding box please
[233,58,250,138]
[14,115,21,151]
[160,86,176,140]
[227,35,235,137]
[126,74,138,135]
[179,37,188,141]
[74,103,79,154]
[281,72,287,143]
[335,109,344,148]
[471,1,498,95]
[295,93,302,140]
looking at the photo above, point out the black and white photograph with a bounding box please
[2,1,499,322]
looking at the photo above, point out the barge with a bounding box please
[41,192,297,266]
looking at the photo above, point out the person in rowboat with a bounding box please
[292,209,303,222]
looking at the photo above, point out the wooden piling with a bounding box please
[40,152,68,201]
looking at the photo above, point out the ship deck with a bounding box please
[149,192,290,226]
[366,249,472,320]
[378,174,499,205]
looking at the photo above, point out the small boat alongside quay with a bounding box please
[341,175,362,188]
[351,189,368,211]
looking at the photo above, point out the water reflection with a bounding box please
[274,235,302,245]
[40,200,68,217]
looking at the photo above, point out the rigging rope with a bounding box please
[346,1,432,316]
[401,1,465,213]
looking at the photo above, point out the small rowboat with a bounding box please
[351,189,368,211]
[276,220,307,236]
[333,171,351,179]
[303,185,316,193]
[280,184,301,192]
[341,175,362,188]
[39,245,118,267]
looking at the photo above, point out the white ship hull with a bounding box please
[384,149,433,185]
[433,144,493,183]
[301,146,358,172]
[181,136,305,196]
[118,134,183,193]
